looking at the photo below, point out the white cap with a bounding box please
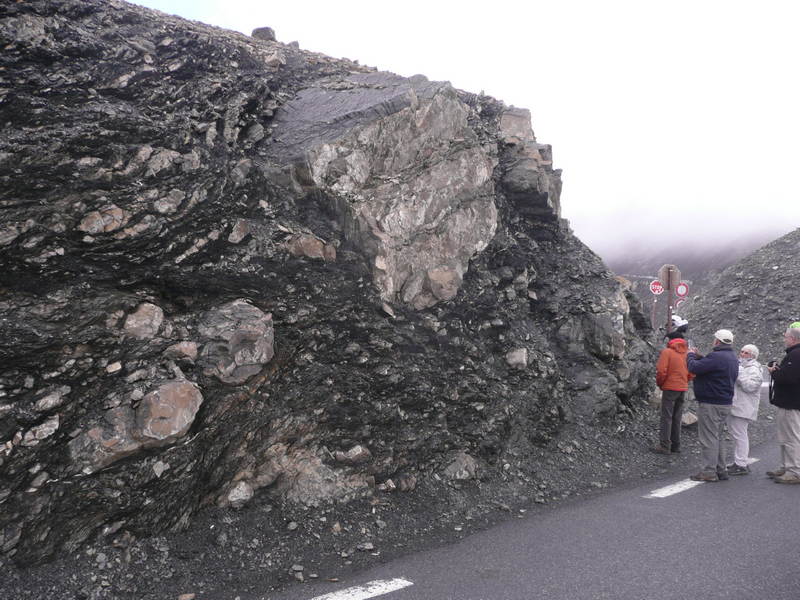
[671,315,688,327]
[714,329,734,344]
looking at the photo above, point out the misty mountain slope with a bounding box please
[685,227,800,359]
[604,227,790,285]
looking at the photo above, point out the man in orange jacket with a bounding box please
[653,337,693,454]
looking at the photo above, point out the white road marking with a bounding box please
[644,480,703,498]
[309,578,413,600]
[644,458,761,498]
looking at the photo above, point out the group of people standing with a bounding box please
[654,316,800,484]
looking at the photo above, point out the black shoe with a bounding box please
[671,447,681,454]
[690,472,718,482]
[717,470,729,481]
[728,464,750,476]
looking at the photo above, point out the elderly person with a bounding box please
[687,329,739,482]
[726,344,763,475]
[766,326,800,484]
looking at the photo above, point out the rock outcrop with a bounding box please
[686,227,800,360]
[0,0,654,565]
[268,71,501,310]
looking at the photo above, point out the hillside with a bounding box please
[685,228,800,358]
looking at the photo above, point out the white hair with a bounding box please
[740,344,759,359]
[786,328,800,343]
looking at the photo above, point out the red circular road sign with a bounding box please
[675,282,690,298]
[649,280,664,295]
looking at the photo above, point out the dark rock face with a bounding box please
[686,228,800,360]
[0,0,655,565]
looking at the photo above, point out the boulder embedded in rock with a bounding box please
[197,300,275,384]
[442,451,479,481]
[285,233,336,262]
[68,407,141,474]
[506,348,529,369]
[333,445,372,466]
[123,302,164,340]
[68,381,202,474]
[163,341,199,363]
[135,380,203,445]
[269,72,498,309]
[227,481,255,508]
[77,204,130,235]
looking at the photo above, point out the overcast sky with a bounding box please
[130,0,800,261]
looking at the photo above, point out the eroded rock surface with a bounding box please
[269,72,501,309]
[0,0,655,569]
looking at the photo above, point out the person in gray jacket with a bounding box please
[727,344,763,475]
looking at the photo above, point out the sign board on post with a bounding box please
[649,280,664,295]
[658,264,681,333]
[658,264,681,292]
[675,282,690,298]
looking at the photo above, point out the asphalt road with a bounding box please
[276,440,800,600]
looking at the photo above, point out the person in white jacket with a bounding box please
[727,344,763,475]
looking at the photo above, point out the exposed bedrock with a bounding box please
[0,0,655,565]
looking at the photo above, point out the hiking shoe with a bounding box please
[767,468,786,478]
[728,464,750,476]
[690,472,718,482]
[774,472,800,484]
[650,445,671,455]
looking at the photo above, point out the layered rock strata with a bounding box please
[0,0,654,565]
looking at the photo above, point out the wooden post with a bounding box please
[658,264,681,334]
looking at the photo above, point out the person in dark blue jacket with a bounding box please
[687,329,739,482]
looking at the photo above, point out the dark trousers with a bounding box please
[659,390,686,451]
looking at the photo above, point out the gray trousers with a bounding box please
[659,390,686,451]
[697,402,732,475]
[776,407,800,477]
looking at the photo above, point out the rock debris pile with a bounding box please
[686,227,800,359]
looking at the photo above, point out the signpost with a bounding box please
[658,264,681,293]
[658,264,681,333]
[649,265,689,333]
[650,264,691,332]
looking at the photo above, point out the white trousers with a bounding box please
[727,415,751,467]
[776,407,800,477]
